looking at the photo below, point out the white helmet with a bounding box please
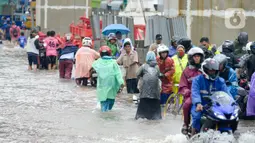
[188,47,204,56]
[82,37,92,47]
[245,41,252,53]
[188,47,204,66]
[157,44,169,55]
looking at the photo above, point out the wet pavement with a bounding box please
[0,45,255,143]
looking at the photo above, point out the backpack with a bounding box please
[12,26,18,37]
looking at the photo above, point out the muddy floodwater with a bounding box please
[0,45,255,143]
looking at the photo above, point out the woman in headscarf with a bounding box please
[117,38,139,94]
[135,51,161,120]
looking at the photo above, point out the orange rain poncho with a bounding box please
[75,46,100,78]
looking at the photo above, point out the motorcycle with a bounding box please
[90,68,97,87]
[199,91,239,134]
[235,87,248,119]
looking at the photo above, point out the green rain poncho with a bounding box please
[107,41,119,56]
[92,56,124,102]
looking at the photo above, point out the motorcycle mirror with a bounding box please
[203,96,212,102]
[203,96,213,106]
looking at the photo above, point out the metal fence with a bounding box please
[144,15,187,47]
[136,15,187,63]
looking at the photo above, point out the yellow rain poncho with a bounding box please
[92,56,124,102]
[172,54,188,93]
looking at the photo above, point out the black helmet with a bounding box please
[222,40,234,53]
[177,37,192,53]
[201,58,220,81]
[187,47,204,68]
[213,54,229,70]
[171,36,179,44]
[238,32,248,46]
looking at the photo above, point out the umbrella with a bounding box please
[102,24,130,35]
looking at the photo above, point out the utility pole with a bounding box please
[30,1,36,30]
[139,0,146,24]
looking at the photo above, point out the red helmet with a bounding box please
[99,46,112,56]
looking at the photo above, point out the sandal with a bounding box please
[181,124,188,135]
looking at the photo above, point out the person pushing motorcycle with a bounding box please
[191,58,232,135]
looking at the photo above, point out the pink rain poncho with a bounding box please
[75,47,100,78]
[246,72,255,116]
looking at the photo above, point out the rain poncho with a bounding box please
[247,54,255,81]
[107,41,119,57]
[234,39,247,58]
[208,45,220,55]
[168,46,177,57]
[92,56,124,102]
[179,66,202,99]
[247,72,255,116]
[135,51,162,120]
[191,75,231,131]
[172,54,188,93]
[219,67,238,99]
[75,47,100,78]
[137,51,160,99]
[156,57,175,94]
[179,65,202,126]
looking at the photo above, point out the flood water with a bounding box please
[0,45,255,143]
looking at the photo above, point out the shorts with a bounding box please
[47,56,57,65]
[27,53,38,66]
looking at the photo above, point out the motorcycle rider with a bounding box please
[221,40,239,69]
[75,37,100,86]
[168,36,179,57]
[213,54,238,99]
[199,37,220,55]
[177,37,193,53]
[246,42,255,81]
[234,32,248,58]
[191,58,231,135]
[179,47,204,135]
[238,42,255,81]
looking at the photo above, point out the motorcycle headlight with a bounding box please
[230,115,238,120]
[214,112,226,120]
[234,108,239,115]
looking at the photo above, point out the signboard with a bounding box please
[92,0,102,8]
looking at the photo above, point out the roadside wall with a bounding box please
[36,0,91,34]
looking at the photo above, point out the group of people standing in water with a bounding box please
[22,29,255,136]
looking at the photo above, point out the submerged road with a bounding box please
[0,46,255,143]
